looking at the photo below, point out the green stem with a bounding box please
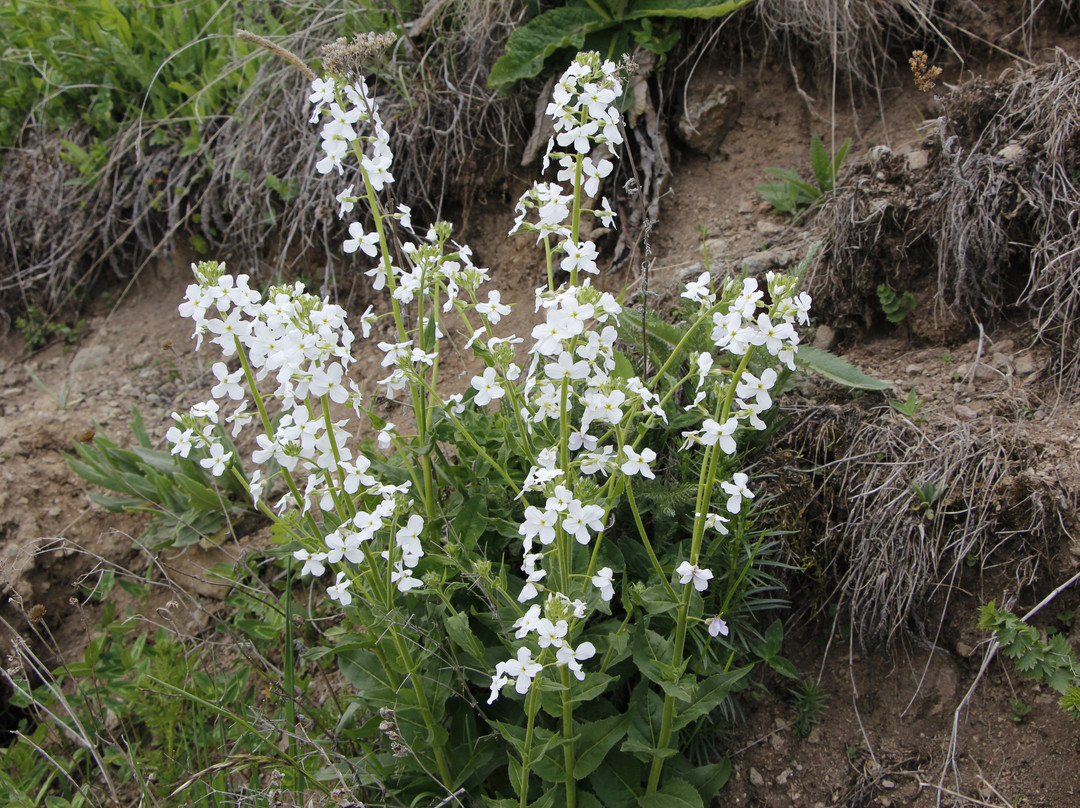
[561,667,577,808]
[388,626,453,786]
[518,679,543,808]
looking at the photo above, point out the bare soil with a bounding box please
[2,15,1080,808]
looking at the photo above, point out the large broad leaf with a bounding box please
[624,0,752,18]
[488,4,606,90]
[573,711,632,779]
[796,345,893,390]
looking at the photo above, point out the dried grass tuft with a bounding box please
[781,400,1069,648]
[753,0,940,88]
[813,49,1080,390]
[0,0,530,319]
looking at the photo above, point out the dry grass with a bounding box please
[0,0,530,321]
[812,49,1080,390]
[779,399,1070,648]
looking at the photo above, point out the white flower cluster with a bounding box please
[485,55,814,704]
[171,259,428,607]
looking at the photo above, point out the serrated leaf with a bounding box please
[796,345,893,390]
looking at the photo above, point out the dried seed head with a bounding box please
[321,32,397,78]
[909,50,942,93]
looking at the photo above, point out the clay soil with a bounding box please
[2,10,1080,808]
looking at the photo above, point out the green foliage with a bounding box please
[795,346,893,391]
[877,283,918,324]
[756,134,852,216]
[1008,696,1032,723]
[979,601,1080,719]
[63,407,251,548]
[0,584,294,807]
[890,389,925,420]
[14,306,84,350]
[0,0,315,168]
[788,678,828,738]
[489,0,753,90]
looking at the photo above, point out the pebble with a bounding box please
[742,249,794,273]
[812,325,838,351]
[954,404,979,420]
[756,219,784,236]
[70,344,112,374]
[704,237,728,257]
[1014,354,1037,375]
[905,150,930,171]
[775,768,793,785]
[749,767,765,786]
[905,363,924,374]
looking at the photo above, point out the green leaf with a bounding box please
[679,757,732,802]
[795,345,893,390]
[810,134,831,191]
[640,778,703,808]
[623,0,753,18]
[767,655,801,680]
[589,752,643,807]
[671,666,752,730]
[632,626,684,694]
[573,711,632,779]
[488,4,606,90]
[453,497,488,554]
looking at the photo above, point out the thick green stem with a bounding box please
[561,667,577,808]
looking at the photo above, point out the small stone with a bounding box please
[998,143,1025,161]
[905,150,930,171]
[812,325,838,351]
[131,351,153,367]
[954,404,978,420]
[806,726,822,745]
[678,263,706,282]
[775,768,793,785]
[749,767,765,787]
[704,237,728,257]
[906,364,924,374]
[738,200,755,214]
[990,352,1010,371]
[677,80,742,155]
[769,731,786,751]
[69,344,112,375]
[956,641,976,657]
[756,219,784,236]
[742,249,794,273]
[1014,354,1037,376]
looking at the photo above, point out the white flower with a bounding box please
[536,618,568,649]
[476,290,512,324]
[675,561,714,592]
[471,367,505,407]
[555,641,596,681]
[294,548,328,577]
[708,616,730,638]
[199,443,232,477]
[327,571,353,607]
[503,647,543,695]
[720,472,754,514]
[620,445,656,479]
[343,222,379,257]
[699,417,738,455]
[591,566,615,601]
